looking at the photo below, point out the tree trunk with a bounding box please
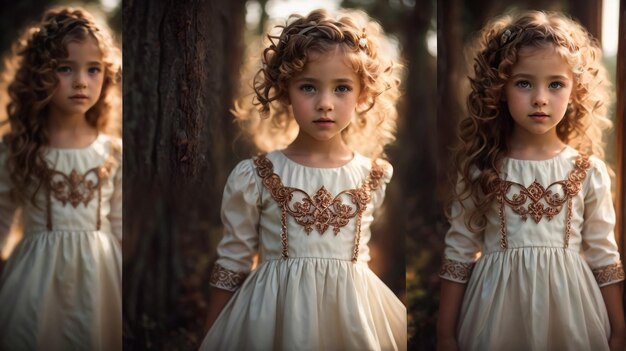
[122,0,246,349]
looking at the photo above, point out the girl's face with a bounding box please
[504,44,573,141]
[49,36,104,119]
[287,46,361,144]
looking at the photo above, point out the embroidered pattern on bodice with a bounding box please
[45,142,120,231]
[253,154,385,262]
[494,154,590,249]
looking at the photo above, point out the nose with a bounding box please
[316,92,333,112]
[532,88,548,107]
[73,72,87,89]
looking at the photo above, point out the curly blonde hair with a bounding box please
[452,10,612,231]
[233,8,401,158]
[0,6,121,202]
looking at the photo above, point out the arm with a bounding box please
[0,145,19,256]
[581,158,626,349]
[204,160,260,331]
[600,282,625,351]
[107,141,122,244]
[437,280,467,351]
[437,178,483,348]
[204,287,235,333]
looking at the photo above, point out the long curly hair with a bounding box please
[233,8,401,158]
[0,6,121,202]
[451,10,612,232]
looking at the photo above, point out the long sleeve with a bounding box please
[209,159,260,292]
[107,139,122,241]
[370,159,393,210]
[582,157,624,287]
[440,178,484,283]
[0,144,18,251]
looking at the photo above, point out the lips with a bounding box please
[313,118,334,124]
[70,94,88,100]
[528,112,549,117]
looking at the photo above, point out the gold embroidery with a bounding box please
[495,155,590,249]
[254,154,384,262]
[48,168,103,208]
[209,263,248,291]
[592,262,626,286]
[439,258,475,283]
[45,140,121,231]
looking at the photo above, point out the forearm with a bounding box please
[437,279,467,344]
[204,287,235,333]
[600,282,626,347]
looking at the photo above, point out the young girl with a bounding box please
[0,7,122,350]
[200,8,406,351]
[438,11,625,351]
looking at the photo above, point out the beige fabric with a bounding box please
[441,146,621,350]
[0,134,122,350]
[201,150,406,351]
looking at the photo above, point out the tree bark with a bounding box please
[122,0,246,348]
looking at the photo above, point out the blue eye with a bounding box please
[549,81,564,89]
[88,67,102,74]
[56,66,72,73]
[335,85,352,93]
[299,84,315,93]
[515,80,531,89]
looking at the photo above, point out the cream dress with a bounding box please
[440,146,625,351]
[200,151,406,351]
[0,134,122,351]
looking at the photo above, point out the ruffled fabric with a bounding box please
[202,258,405,351]
[459,248,609,351]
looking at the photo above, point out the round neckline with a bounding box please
[47,133,102,151]
[504,145,574,162]
[276,150,359,170]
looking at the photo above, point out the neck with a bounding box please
[47,108,92,133]
[508,127,565,158]
[46,108,98,148]
[282,132,354,168]
[287,132,352,158]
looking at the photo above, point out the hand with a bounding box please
[437,337,459,351]
[609,334,626,351]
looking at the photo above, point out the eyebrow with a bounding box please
[510,73,570,80]
[57,60,103,66]
[293,77,355,84]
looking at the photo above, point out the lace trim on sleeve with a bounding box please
[592,261,625,287]
[439,257,475,283]
[209,263,248,291]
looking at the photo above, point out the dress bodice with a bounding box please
[210,150,392,291]
[0,134,122,240]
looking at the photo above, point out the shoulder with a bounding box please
[357,154,392,187]
[97,134,122,171]
[585,154,611,183]
[372,157,393,183]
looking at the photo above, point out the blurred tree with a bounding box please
[123,0,246,349]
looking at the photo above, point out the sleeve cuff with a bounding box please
[209,263,248,292]
[439,257,475,283]
[592,261,625,287]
